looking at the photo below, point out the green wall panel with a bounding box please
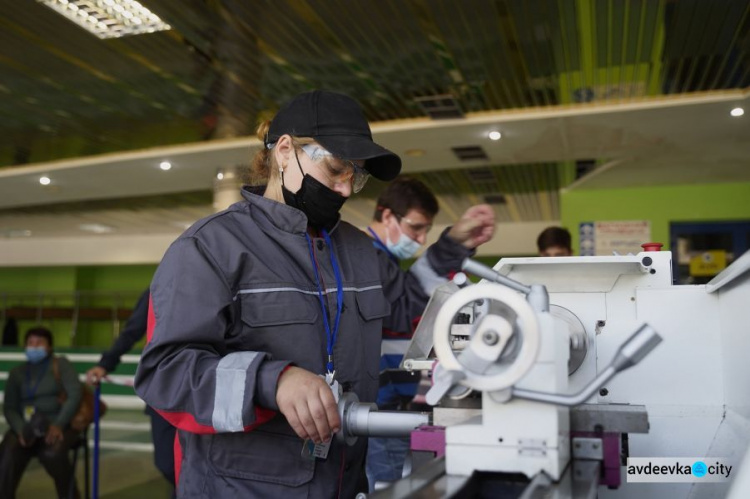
[561,182,750,253]
[1,265,155,349]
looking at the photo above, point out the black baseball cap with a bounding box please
[265,90,402,181]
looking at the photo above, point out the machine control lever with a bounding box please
[512,324,662,406]
[462,258,531,294]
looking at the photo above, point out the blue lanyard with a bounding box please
[25,357,50,400]
[367,227,397,263]
[305,230,344,374]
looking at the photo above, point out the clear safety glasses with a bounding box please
[300,144,370,193]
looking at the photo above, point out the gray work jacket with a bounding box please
[134,186,471,498]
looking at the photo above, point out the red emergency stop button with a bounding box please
[641,242,664,251]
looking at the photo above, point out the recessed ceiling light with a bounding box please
[216,170,224,180]
[38,0,171,39]
[2,229,32,238]
[159,161,172,171]
[730,107,744,117]
[39,176,51,185]
[488,131,502,141]
[79,223,115,234]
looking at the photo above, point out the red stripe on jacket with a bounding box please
[382,327,412,340]
[173,431,182,492]
[146,294,156,343]
[382,314,423,340]
[155,408,276,435]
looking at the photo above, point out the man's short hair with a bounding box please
[24,326,54,348]
[373,177,439,222]
[537,226,572,253]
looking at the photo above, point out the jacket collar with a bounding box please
[241,186,341,235]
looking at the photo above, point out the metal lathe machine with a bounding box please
[334,249,750,498]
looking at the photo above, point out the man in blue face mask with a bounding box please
[367,177,438,263]
[365,177,496,490]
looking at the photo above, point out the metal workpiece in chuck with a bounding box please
[336,392,430,446]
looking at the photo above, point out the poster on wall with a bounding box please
[579,221,651,256]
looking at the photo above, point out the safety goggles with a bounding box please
[300,144,370,193]
[395,214,433,236]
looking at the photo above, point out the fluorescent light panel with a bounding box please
[38,0,170,39]
[79,223,116,234]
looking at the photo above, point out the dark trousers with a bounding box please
[148,407,176,491]
[0,429,81,499]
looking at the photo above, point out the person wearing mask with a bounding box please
[537,226,573,257]
[134,90,495,498]
[367,176,439,263]
[0,327,82,498]
[365,177,495,488]
[85,289,176,495]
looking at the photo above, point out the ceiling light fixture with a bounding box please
[488,131,502,141]
[216,170,225,180]
[159,161,172,171]
[38,0,171,40]
[39,176,51,185]
[79,223,116,234]
[730,107,744,117]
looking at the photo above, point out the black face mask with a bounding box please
[282,149,346,231]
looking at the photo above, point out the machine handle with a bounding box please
[512,324,662,406]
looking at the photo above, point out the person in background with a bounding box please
[367,176,439,263]
[0,327,82,498]
[537,226,573,257]
[134,90,496,498]
[365,177,495,488]
[85,289,176,495]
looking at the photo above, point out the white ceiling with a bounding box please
[0,91,748,239]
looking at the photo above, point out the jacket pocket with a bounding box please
[354,287,391,321]
[354,288,391,379]
[208,429,314,488]
[239,290,319,327]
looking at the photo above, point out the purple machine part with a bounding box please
[572,431,622,488]
[410,425,446,458]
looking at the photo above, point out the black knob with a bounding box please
[455,313,471,324]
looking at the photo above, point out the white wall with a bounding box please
[0,221,551,266]
[0,234,180,266]
[421,221,557,257]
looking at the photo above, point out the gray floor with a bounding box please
[2,408,172,498]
